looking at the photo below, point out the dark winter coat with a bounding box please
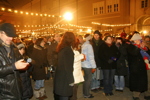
[19,55,33,100]
[20,69,33,99]
[115,44,128,76]
[99,42,120,69]
[127,44,148,92]
[91,38,104,68]
[31,45,47,80]
[54,46,74,96]
[0,44,23,100]
[47,41,58,67]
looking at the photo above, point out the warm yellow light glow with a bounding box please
[36,13,38,16]
[1,8,5,11]
[63,12,73,21]
[87,29,92,33]
[143,30,147,34]
[40,14,43,16]
[8,9,12,12]
[32,32,35,35]
[52,15,54,17]
[20,11,23,14]
[31,13,34,15]
[44,14,47,16]
[26,12,29,15]
[48,15,51,17]
[14,10,18,13]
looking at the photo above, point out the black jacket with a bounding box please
[0,44,23,100]
[99,42,120,69]
[91,38,104,68]
[19,55,33,100]
[115,44,128,76]
[47,41,58,67]
[54,46,74,96]
[127,44,148,92]
[31,45,47,80]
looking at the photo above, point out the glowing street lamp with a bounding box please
[143,30,147,34]
[63,12,73,21]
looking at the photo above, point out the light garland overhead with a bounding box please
[0,7,61,18]
[14,23,92,29]
[15,23,92,32]
[92,22,131,27]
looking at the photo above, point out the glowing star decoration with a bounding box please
[63,12,73,21]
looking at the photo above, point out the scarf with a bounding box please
[94,39,99,46]
[0,39,12,58]
[134,43,150,70]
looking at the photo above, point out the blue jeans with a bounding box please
[34,80,44,89]
[102,69,115,93]
[114,75,125,90]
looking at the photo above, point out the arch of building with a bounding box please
[136,15,150,32]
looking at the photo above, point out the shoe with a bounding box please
[115,89,120,91]
[41,95,48,99]
[91,89,99,93]
[36,97,44,100]
[133,97,140,100]
[97,87,103,91]
[109,92,114,96]
[102,93,109,96]
[115,89,123,92]
[84,94,94,98]
[145,96,150,100]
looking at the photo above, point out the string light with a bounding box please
[92,22,131,27]
[0,7,60,18]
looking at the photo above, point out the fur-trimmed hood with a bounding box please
[34,45,46,50]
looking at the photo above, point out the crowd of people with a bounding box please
[0,22,150,100]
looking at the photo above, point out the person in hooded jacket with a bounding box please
[31,38,48,100]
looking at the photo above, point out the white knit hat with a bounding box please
[17,43,25,49]
[130,34,142,41]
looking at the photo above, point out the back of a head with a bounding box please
[35,38,44,46]
[57,32,76,52]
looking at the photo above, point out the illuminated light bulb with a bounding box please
[44,14,47,16]
[52,15,55,17]
[14,10,18,13]
[20,11,23,14]
[8,9,12,12]
[1,7,5,11]
[26,12,29,15]
[40,14,43,16]
[63,12,73,21]
[31,13,34,15]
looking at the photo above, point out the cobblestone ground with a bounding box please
[30,79,146,100]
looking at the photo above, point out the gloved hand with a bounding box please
[108,59,113,64]
[91,69,96,73]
